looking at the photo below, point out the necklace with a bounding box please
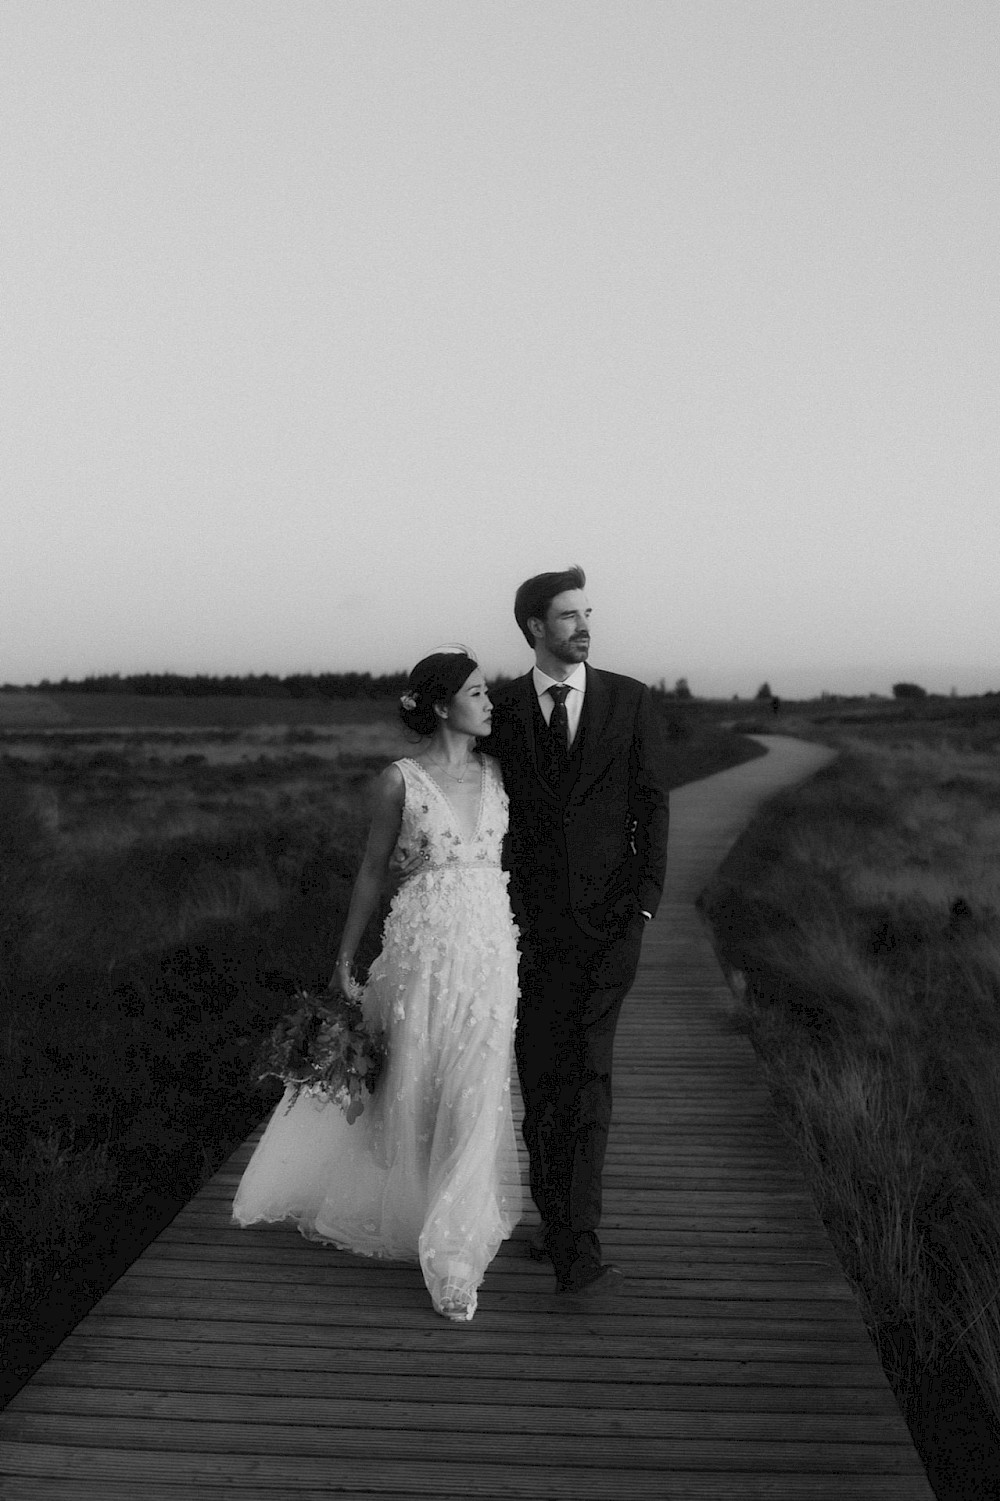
[426,756,476,784]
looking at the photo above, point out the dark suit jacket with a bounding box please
[484,666,670,942]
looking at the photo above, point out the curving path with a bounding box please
[662,733,836,903]
[0,736,933,1498]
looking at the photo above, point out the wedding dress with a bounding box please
[232,755,523,1320]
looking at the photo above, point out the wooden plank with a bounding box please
[9,1390,916,1445]
[120,1258,858,1294]
[0,1419,930,1474]
[154,1221,839,1250]
[65,1315,885,1361]
[84,1278,870,1320]
[29,1335,898,1388]
[0,1453,935,1501]
[25,1361,906,1414]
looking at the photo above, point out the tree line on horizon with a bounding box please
[3,671,993,703]
[2,671,414,699]
[7,670,739,701]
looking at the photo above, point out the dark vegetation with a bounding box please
[0,690,760,1406]
[0,740,377,1405]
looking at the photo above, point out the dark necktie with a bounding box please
[547,684,570,768]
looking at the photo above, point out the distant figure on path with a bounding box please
[485,566,670,1301]
[233,651,521,1323]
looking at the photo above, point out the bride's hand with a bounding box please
[333,956,361,999]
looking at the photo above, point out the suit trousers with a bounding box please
[514,912,644,1289]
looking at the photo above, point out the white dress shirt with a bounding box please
[532,662,587,748]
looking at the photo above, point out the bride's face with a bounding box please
[441,668,493,739]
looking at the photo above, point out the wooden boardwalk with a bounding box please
[0,736,934,1499]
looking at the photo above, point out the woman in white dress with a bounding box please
[232,651,522,1322]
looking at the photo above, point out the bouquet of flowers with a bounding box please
[257,986,385,1123]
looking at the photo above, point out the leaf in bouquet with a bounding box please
[253,982,386,1122]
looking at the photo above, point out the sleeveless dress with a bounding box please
[232,755,523,1320]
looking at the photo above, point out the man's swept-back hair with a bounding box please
[513,565,586,647]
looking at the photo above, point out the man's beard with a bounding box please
[550,635,589,663]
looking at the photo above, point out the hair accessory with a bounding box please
[399,693,417,711]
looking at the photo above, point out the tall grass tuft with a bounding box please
[701,732,1000,1495]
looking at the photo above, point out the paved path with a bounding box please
[0,736,934,1498]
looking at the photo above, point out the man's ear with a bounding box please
[527,616,545,643]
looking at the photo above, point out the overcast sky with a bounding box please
[3,1,997,698]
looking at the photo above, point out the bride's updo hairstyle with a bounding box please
[398,649,479,738]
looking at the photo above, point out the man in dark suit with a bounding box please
[486,566,669,1301]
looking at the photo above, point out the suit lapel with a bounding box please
[573,667,615,793]
[506,672,555,796]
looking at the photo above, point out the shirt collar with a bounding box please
[532,662,587,698]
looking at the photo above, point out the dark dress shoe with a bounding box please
[557,1263,624,1302]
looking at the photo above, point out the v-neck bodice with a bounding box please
[395,756,507,871]
[403,757,486,844]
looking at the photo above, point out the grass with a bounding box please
[699,704,1000,1500]
[0,693,759,1407]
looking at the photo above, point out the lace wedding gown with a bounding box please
[232,755,523,1320]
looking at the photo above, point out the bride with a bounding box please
[232,650,523,1321]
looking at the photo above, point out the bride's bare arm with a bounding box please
[333,764,405,994]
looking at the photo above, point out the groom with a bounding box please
[486,566,670,1301]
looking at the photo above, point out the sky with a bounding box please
[2,1,997,699]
